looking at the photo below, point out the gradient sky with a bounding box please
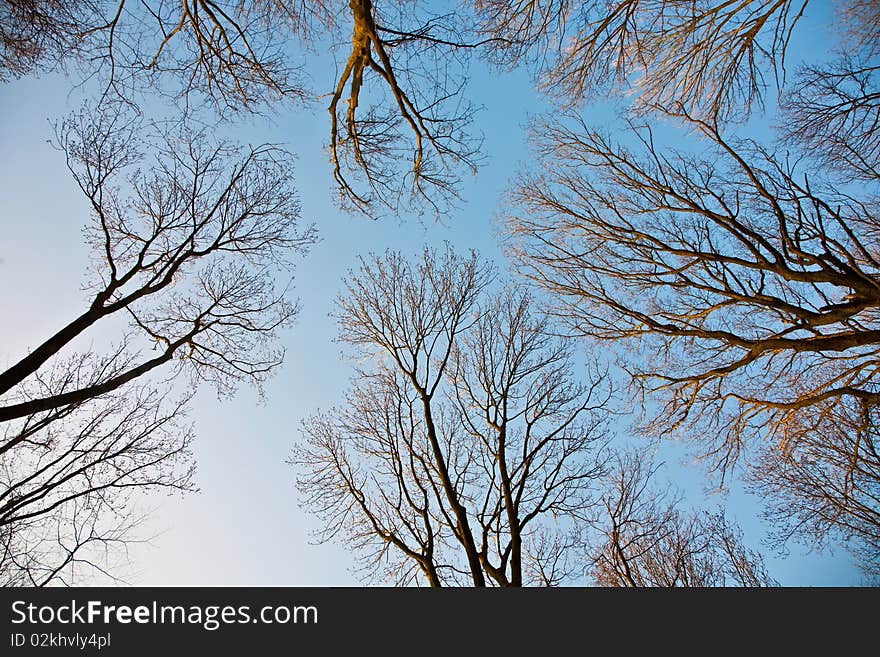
[0,3,865,585]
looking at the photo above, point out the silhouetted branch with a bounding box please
[0,101,313,584]
[589,451,777,587]
[294,246,610,586]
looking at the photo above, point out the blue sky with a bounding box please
[0,3,865,585]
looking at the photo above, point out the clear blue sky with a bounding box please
[0,3,864,585]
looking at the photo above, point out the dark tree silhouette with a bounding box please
[4,2,876,215]
[0,1,484,217]
[0,103,314,423]
[0,102,314,584]
[749,395,880,580]
[781,56,880,180]
[505,106,880,573]
[294,247,611,586]
[1,382,194,586]
[476,1,880,122]
[0,0,315,109]
[589,451,777,587]
[7,0,879,585]
[325,1,485,217]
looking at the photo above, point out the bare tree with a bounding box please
[1,102,315,424]
[0,102,314,584]
[749,395,880,581]
[294,247,610,586]
[507,110,880,467]
[589,451,776,587]
[781,57,880,180]
[1,1,487,217]
[476,1,880,122]
[504,107,880,571]
[324,1,488,217]
[0,1,319,110]
[840,0,880,55]
[1,1,103,79]
[6,2,878,216]
[1,379,195,586]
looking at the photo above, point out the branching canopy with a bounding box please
[295,247,611,586]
